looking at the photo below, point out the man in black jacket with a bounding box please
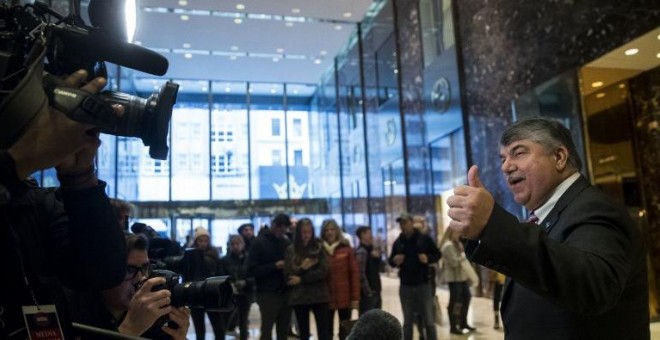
[355,226,382,315]
[389,213,441,340]
[447,118,649,339]
[247,213,292,340]
[0,70,127,339]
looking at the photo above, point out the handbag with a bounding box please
[462,260,479,287]
[339,319,358,340]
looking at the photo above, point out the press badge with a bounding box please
[22,305,64,340]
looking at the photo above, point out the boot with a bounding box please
[459,303,476,332]
[448,304,464,335]
[493,311,501,330]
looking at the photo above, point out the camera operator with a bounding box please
[0,69,127,339]
[65,233,191,339]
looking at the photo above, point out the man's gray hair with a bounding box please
[500,118,582,172]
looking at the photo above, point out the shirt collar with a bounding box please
[532,172,580,222]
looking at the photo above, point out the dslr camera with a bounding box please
[0,1,178,160]
[149,269,236,313]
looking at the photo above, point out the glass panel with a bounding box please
[175,218,192,246]
[210,83,250,200]
[171,81,210,201]
[249,83,286,199]
[211,218,252,255]
[134,218,171,239]
[287,109,310,199]
[42,168,59,187]
[97,134,117,197]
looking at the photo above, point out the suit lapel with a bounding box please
[539,175,590,234]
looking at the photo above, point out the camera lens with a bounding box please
[171,276,235,311]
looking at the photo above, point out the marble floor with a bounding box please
[189,274,660,339]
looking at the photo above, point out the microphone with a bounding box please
[346,309,402,340]
[52,25,169,76]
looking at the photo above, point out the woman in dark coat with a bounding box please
[284,218,330,340]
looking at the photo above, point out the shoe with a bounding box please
[461,325,477,332]
[450,328,465,335]
[493,323,500,330]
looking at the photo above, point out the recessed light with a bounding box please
[184,53,192,59]
[619,83,626,89]
[178,0,188,6]
[596,93,606,98]
[656,52,660,59]
[270,89,277,94]
[201,86,208,92]
[182,43,191,48]
[343,12,352,18]
[225,87,231,92]
[272,57,280,62]
[320,50,327,55]
[230,46,239,51]
[591,81,603,88]
[624,48,639,56]
[314,59,322,64]
[180,15,189,21]
[153,85,159,90]
[292,8,300,14]
[234,18,243,24]
[229,56,237,60]
[276,48,284,53]
[285,22,294,27]
[293,90,299,94]
[657,34,660,40]
[236,4,245,10]
[335,25,343,30]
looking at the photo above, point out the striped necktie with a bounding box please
[526,211,539,224]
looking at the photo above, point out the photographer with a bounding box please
[0,69,127,339]
[65,233,191,339]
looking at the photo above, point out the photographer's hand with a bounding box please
[162,307,191,340]
[119,277,172,336]
[8,70,123,187]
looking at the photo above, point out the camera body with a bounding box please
[0,2,177,159]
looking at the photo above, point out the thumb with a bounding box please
[467,165,484,188]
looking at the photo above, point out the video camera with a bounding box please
[0,1,177,160]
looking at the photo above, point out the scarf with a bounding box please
[322,240,341,256]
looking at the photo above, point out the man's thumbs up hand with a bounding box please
[446,165,495,239]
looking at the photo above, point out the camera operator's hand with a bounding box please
[119,277,172,336]
[287,275,301,286]
[275,260,285,270]
[161,307,191,340]
[8,70,123,188]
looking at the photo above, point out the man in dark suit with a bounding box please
[446,118,649,339]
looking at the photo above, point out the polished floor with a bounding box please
[189,274,660,339]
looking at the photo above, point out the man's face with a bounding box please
[271,224,286,238]
[240,226,254,239]
[230,237,244,254]
[102,249,149,312]
[359,230,373,245]
[500,139,566,211]
[400,219,414,235]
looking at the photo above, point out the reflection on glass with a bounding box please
[171,103,210,201]
[211,102,249,200]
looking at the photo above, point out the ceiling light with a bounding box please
[225,87,231,92]
[201,86,208,92]
[229,55,237,60]
[292,8,300,14]
[153,85,159,90]
[624,48,639,56]
[273,57,280,62]
[276,48,284,53]
[343,12,352,18]
[591,81,603,88]
[236,4,245,10]
[270,89,277,94]
[335,25,343,30]
[230,46,239,51]
[234,18,243,24]
[314,59,322,64]
[293,90,299,94]
[619,83,626,88]
[596,93,606,98]
[656,52,660,59]
[180,14,189,21]
[320,50,327,55]
[178,0,188,6]
[285,22,294,27]
[182,43,191,48]
[657,34,660,40]
[184,53,192,59]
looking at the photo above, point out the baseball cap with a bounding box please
[271,213,292,227]
[396,213,413,223]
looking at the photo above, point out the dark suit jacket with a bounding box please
[465,175,649,340]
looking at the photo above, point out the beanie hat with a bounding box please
[193,227,210,243]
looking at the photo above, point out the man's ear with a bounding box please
[555,146,569,171]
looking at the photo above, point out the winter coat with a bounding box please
[324,240,360,310]
[284,240,329,306]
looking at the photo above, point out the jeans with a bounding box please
[359,292,382,316]
[293,303,330,340]
[190,308,224,340]
[399,282,437,340]
[257,292,292,340]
